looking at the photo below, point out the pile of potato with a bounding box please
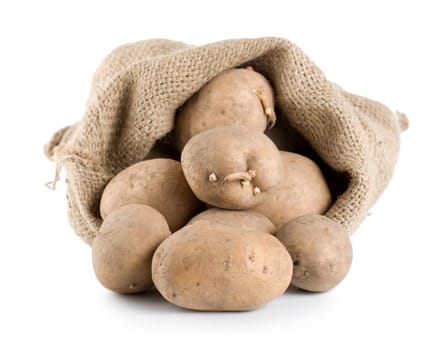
[92,67,353,311]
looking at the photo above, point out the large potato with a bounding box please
[100,158,202,232]
[254,151,332,228]
[92,204,171,294]
[276,214,352,292]
[152,221,292,311]
[181,126,283,209]
[188,208,275,234]
[173,67,276,151]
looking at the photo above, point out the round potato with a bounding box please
[100,158,202,232]
[254,151,332,228]
[92,204,171,294]
[173,67,276,151]
[152,221,292,311]
[188,208,275,234]
[181,126,283,209]
[275,214,352,292]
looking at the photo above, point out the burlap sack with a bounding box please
[44,37,407,245]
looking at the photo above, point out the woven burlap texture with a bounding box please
[44,37,406,245]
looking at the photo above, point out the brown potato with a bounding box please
[181,126,283,209]
[254,151,332,228]
[100,158,202,232]
[275,214,352,292]
[188,208,275,234]
[92,204,171,294]
[173,67,276,151]
[152,221,292,311]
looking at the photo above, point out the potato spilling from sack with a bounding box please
[276,215,352,292]
[92,66,353,311]
[99,158,202,232]
[181,126,283,209]
[152,221,292,311]
[92,204,171,293]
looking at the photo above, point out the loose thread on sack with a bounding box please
[45,155,83,190]
[45,162,63,190]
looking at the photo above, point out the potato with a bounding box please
[92,204,171,294]
[173,67,276,151]
[100,158,202,232]
[181,126,283,209]
[152,221,292,311]
[188,208,275,234]
[254,151,332,228]
[275,214,352,292]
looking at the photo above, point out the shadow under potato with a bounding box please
[143,138,180,161]
[111,289,184,313]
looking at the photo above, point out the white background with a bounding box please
[1,1,437,349]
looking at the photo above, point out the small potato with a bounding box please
[188,208,275,234]
[173,67,276,151]
[254,151,332,228]
[181,126,283,209]
[92,204,171,294]
[276,214,352,292]
[100,158,202,232]
[152,221,292,311]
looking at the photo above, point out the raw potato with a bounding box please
[100,158,202,232]
[254,151,332,228]
[152,221,293,311]
[275,214,352,292]
[173,67,276,151]
[92,204,171,294]
[181,126,283,209]
[188,208,275,234]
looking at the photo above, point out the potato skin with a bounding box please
[99,158,202,232]
[92,204,171,294]
[152,222,292,311]
[254,151,332,228]
[173,68,275,151]
[275,214,352,292]
[181,126,283,210]
[188,208,275,234]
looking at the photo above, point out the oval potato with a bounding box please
[92,204,171,294]
[173,68,276,151]
[276,214,352,292]
[100,158,202,232]
[152,221,292,311]
[181,126,283,210]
